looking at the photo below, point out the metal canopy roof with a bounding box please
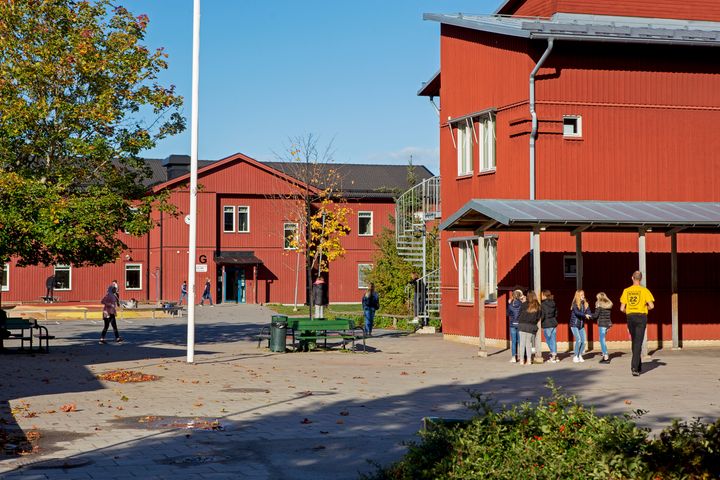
[214,251,264,265]
[440,199,720,234]
[423,12,720,47]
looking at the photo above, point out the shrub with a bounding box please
[363,381,720,480]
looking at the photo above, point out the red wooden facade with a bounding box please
[1,153,406,306]
[426,0,720,346]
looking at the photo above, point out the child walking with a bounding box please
[362,283,380,336]
[100,286,122,344]
[592,292,613,363]
[570,290,590,362]
[506,289,524,362]
[517,291,542,365]
[541,290,559,363]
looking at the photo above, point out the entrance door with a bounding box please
[224,267,246,304]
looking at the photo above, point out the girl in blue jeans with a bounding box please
[362,283,380,336]
[507,289,524,362]
[541,290,558,363]
[591,292,613,363]
[570,290,591,362]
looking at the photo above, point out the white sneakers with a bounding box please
[572,355,585,363]
[509,357,517,363]
[573,356,580,363]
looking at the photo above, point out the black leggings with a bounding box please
[101,315,119,339]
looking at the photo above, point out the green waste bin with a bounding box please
[270,315,288,353]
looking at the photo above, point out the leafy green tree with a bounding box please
[368,218,417,315]
[0,0,184,270]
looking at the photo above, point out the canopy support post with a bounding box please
[532,227,543,363]
[671,232,680,350]
[639,228,649,358]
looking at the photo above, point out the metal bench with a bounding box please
[1,317,53,352]
[291,317,366,352]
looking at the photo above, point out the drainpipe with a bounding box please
[529,38,554,201]
[529,38,554,363]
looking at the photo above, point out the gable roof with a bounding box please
[424,12,720,47]
[263,162,435,199]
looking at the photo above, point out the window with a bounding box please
[358,264,373,289]
[1,263,8,292]
[484,238,498,302]
[284,223,298,250]
[563,115,582,138]
[564,255,577,278]
[125,264,142,290]
[478,114,496,172]
[237,206,250,233]
[358,211,373,236]
[223,206,235,232]
[458,242,474,303]
[54,265,72,290]
[456,121,473,176]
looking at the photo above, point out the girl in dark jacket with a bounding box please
[541,290,559,363]
[517,291,542,365]
[100,286,122,344]
[570,290,591,362]
[362,283,380,336]
[506,289,524,362]
[591,292,613,363]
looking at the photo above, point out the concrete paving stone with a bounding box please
[2,304,719,480]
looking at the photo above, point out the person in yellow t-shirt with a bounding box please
[620,271,655,377]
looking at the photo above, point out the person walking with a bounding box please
[506,289,524,363]
[592,292,613,364]
[541,289,559,363]
[179,280,187,305]
[362,283,380,336]
[570,290,591,363]
[200,278,213,306]
[44,275,56,303]
[517,291,542,365]
[620,271,655,376]
[312,277,327,318]
[100,286,122,344]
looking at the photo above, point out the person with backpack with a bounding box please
[592,292,613,364]
[362,283,380,336]
[506,289,524,363]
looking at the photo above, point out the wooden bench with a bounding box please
[1,318,54,353]
[290,318,366,352]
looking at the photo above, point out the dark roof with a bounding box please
[441,199,720,234]
[418,71,441,97]
[262,162,435,199]
[423,13,720,47]
[214,251,263,265]
[142,158,215,187]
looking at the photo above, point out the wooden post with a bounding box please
[532,228,543,363]
[253,265,258,305]
[477,237,487,357]
[671,233,680,349]
[639,229,648,357]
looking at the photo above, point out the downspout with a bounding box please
[529,38,554,201]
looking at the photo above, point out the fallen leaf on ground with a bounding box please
[300,418,312,424]
[97,369,159,383]
[60,403,77,413]
[339,410,349,416]
[400,372,409,376]
[336,420,344,424]
[624,400,633,405]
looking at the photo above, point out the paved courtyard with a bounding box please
[1,304,718,479]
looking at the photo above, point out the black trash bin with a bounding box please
[270,315,288,353]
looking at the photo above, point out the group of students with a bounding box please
[507,288,614,365]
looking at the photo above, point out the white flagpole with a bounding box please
[187,0,201,363]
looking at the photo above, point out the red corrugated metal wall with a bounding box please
[505,0,720,22]
[437,20,720,344]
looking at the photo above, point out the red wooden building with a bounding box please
[419,0,720,349]
[1,153,432,306]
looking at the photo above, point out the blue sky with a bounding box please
[122,0,500,174]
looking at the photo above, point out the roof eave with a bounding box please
[417,70,440,97]
[423,13,531,39]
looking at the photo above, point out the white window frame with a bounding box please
[358,211,373,236]
[223,206,235,233]
[237,206,250,233]
[563,115,582,138]
[284,222,299,250]
[484,237,498,302]
[125,263,142,291]
[478,114,496,172]
[358,263,373,289]
[54,265,72,291]
[456,121,473,176]
[564,255,577,278]
[1,263,9,292]
[458,242,474,303]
